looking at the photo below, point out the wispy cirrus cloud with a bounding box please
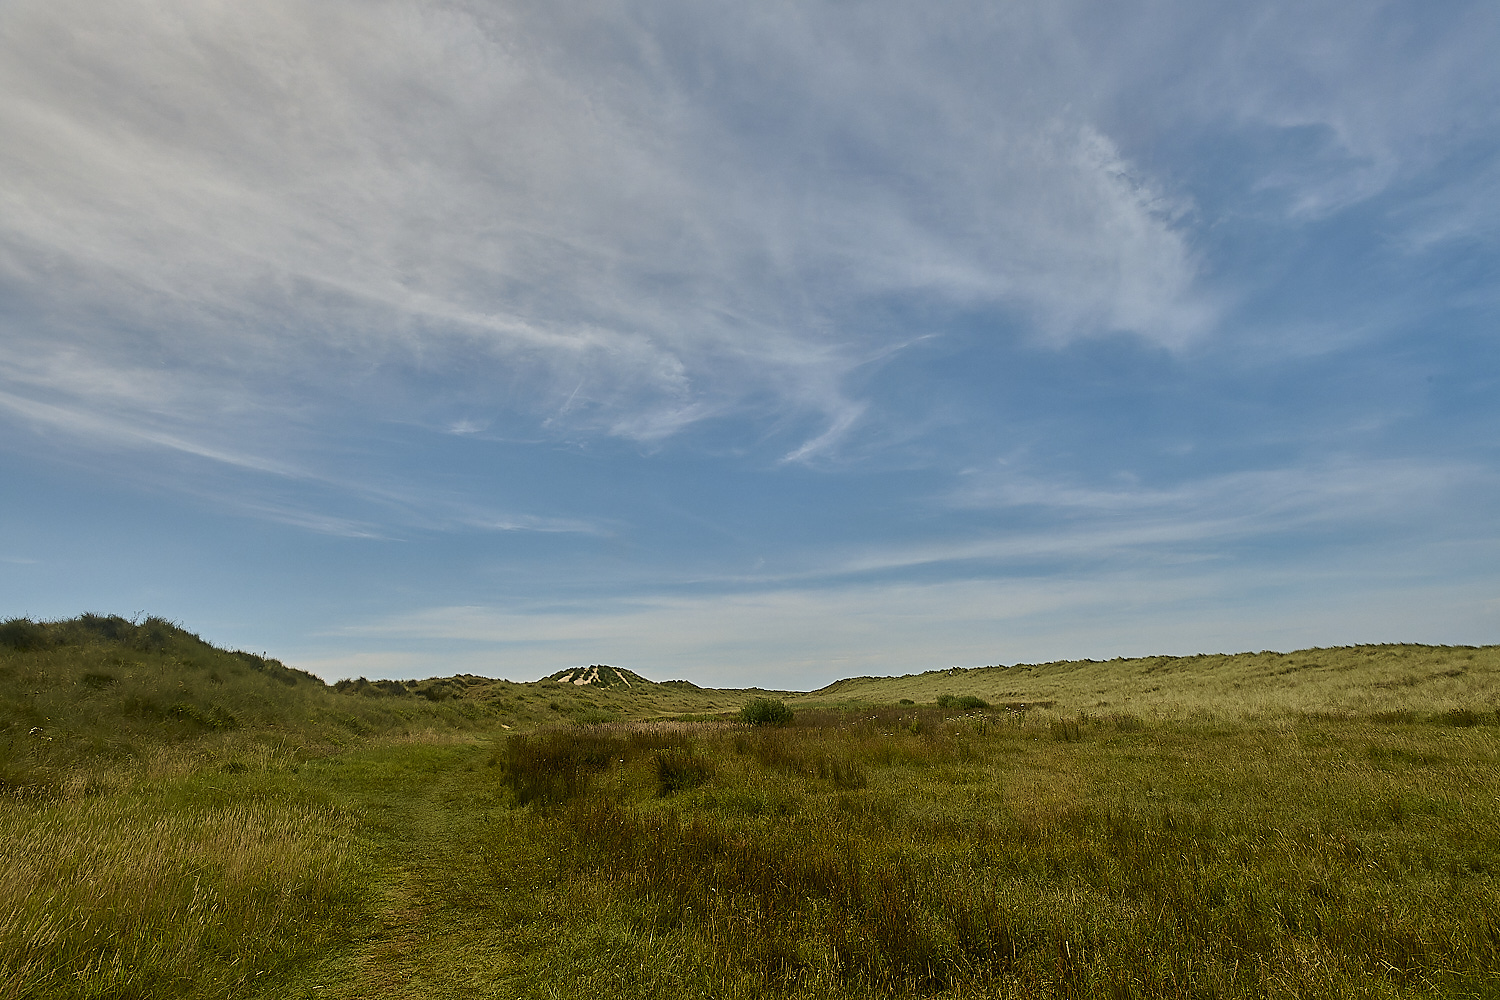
[5,0,1493,481]
[3,1,1498,682]
[0,0,1217,468]
[0,386,604,538]
[652,457,1494,588]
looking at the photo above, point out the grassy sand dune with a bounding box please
[802,644,1500,719]
[2,616,1498,998]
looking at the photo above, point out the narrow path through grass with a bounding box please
[235,714,1500,1000]
[245,738,511,999]
[257,733,747,1000]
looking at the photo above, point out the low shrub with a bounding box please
[740,698,794,726]
[333,677,410,697]
[0,618,47,651]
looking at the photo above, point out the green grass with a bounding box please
[1,776,358,998]
[478,709,1500,998]
[3,616,1499,998]
[801,644,1500,720]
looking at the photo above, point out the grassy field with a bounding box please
[795,644,1500,719]
[2,616,1498,998]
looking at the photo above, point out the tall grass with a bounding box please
[0,790,358,998]
[5,619,1500,997]
[491,709,1500,997]
[0,615,473,999]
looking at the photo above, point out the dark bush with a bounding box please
[936,694,990,711]
[740,698,794,726]
[132,616,178,653]
[75,613,133,643]
[415,681,455,701]
[334,677,410,697]
[234,650,315,686]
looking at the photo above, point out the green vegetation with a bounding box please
[486,708,1500,998]
[809,644,1500,719]
[935,693,989,710]
[2,615,1498,997]
[0,614,499,998]
[739,697,794,726]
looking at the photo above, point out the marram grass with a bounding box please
[0,790,358,998]
[2,619,1499,998]
[486,708,1500,999]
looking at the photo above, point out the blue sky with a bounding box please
[2,0,1498,687]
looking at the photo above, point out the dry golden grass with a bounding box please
[4,620,1498,998]
[489,705,1500,998]
[0,790,357,998]
[803,644,1500,720]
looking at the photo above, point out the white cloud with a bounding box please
[710,457,1487,583]
[947,456,1478,524]
[0,385,604,538]
[1,0,1491,533]
[1131,0,1500,222]
[0,387,302,478]
[0,0,1216,467]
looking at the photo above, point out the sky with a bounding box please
[2,0,1498,688]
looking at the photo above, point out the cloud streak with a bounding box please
[0,386,603,538]
[2,1,1497,683]
[0,0,1221,465]
[313,560,1500,687]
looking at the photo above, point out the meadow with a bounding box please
[2,616,1498,998]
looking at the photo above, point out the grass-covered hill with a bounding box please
[3,613,1499,999]
[7,616,1497,777]
[799,643,1500,720]
[0,615,770,788]
[0,614,509,792]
